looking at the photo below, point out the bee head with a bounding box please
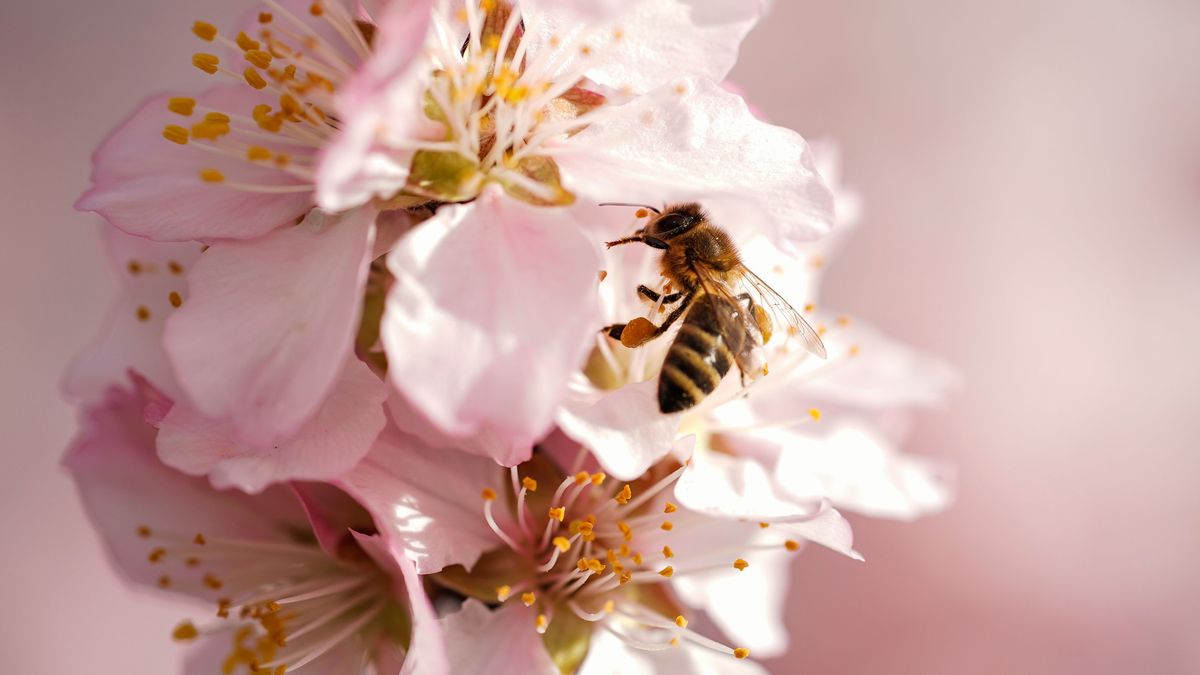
[648,203,707,238]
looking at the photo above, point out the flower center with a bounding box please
[136,523,393,674]
[400,0,616,205]
[450,452,798,661]
[168,1,371,193]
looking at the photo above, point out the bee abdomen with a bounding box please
[658,322,733,414]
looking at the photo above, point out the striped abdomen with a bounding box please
[658,295,749,413]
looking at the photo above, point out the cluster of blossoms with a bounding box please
[65,1,953,673]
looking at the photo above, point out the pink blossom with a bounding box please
[63,381,447,674]
[75,0,400,446]
[343,435,858,667]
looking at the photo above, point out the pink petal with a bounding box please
[62,384,305,600]
[76,86,313,242]
[556,379,681,480]
[383,191,602,465]
[338,423,506,574]
[157,357,388,493]
[316,0,438,212]
[522,0,765,94]
[290,482,376,558]
[353,533,450,675]
[557,78,834,251]
[62,223,203,402]
[183,637,365,675]
[440,601,557,675]
[767,422,955,520]
[164,207,377,445]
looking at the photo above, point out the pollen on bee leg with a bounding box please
[619,317,656,348]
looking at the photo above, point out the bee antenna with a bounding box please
[598,202,662,215]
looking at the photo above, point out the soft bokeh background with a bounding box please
[3,0,1198,673]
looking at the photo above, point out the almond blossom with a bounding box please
[338,426,860,670]
[75,0,402,450]
[319,0,834,463]
[66,222,387,492]
[63,380,447,674]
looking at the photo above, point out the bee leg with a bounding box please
[605,235,669,250]
[603,292,693,348]
[637,285,683,305]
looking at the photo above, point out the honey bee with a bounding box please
[601,202,827,413]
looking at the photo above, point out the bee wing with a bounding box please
[733,266,828,359]
[688,264,769,377]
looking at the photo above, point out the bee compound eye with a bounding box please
[652,213,694,235]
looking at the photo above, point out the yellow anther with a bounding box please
[837,315,851,327]
[190,121,229,140]
[184,557,200,567]
[548,506,565,522]
[273,153,291,168]
[136,525,152,538]
[663,502,677,514]
[615,484,632,505]
[245,50,273,69]
[758,522,770,528]
[590,472,606,486]
[162,125,189,145]
[734,648,750,659]
[733,559,749,571]
[585,514,596,525]
[192,21,218,41]
[670,637,681,647]
[157,575,172,588]
[784,540,800,551]
[553,536,571,553]
[521,477,537,492]
[193,533,206,545]
[674,615,688,628]
[849,345,861,357]
[521,592,536,607]
[631,552,643,565]
[203,573,223,590]
[168,97,196,116]
[660,520,674,531]
[244,68,268,90]
[662,545,674,559]
[535,613,548,631]
[246,146,271,161]
[172,621,199,641]
[804,303,816,312]
[148,547,167,563]
[618,544,631,556]
[603,600,615,613]
[587,559,606,574]
[169,291,183,309]
[658,565,674,578]
[576,559,589,572]
[618,571,632,585]
[481,488,497,501]
[203,112,229,124]
[574,471,589,486]
[606,549,619,564]
[136,306,151,321]
[617,521,632,541]
[192,53,220,75]
[258,12,273,23]
[198,169,225,183]
[496,585,512,601]
[235,31,261,51]
[809,408,822,422]
[309,2,324,16]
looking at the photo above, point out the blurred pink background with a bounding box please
[3,0,1198,673]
